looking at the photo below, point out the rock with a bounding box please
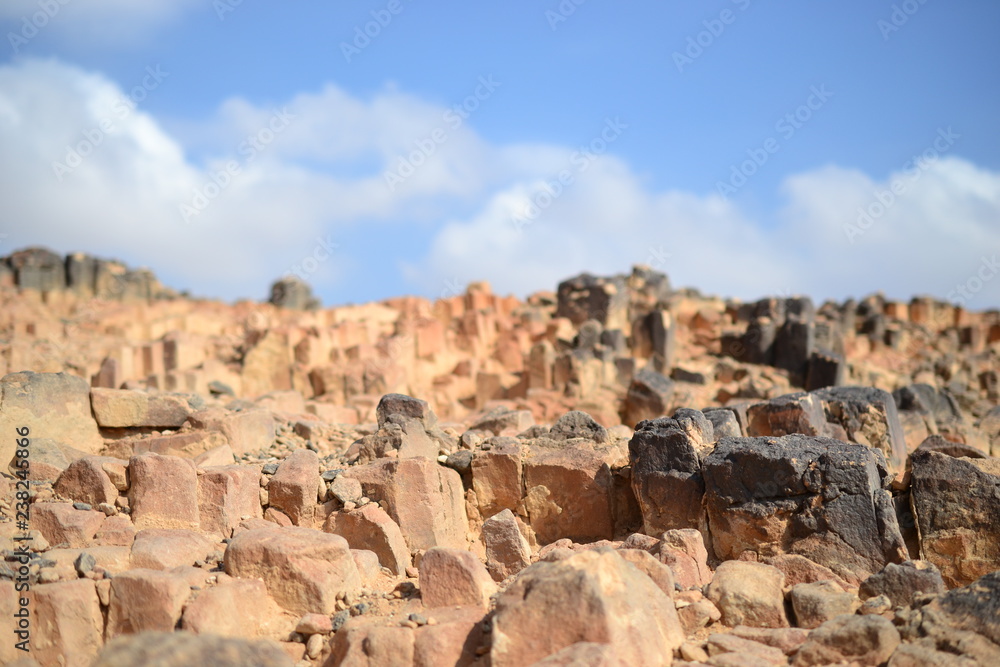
[746,392,828,437]
[859,560,947,608]
[522,443,615,544]
[53,456,126,507]
[704,408,743,438]
[74,551,97,575]
[188,407,275,456]
[198,465,263,538]
[95,515,137,547]
[330,475,362,505]
[482,509,531,581]
[730,626,809,656]
[660,528,713,588]
[764,554,851,589]
[622,368,675,427]
[629,416,707,537]
[0,372,103,466]
[92,631,293,667]
[106,568,204,637]
[813,386,908,472]
[705,561,789,628]
[267,448,320,526]
[90,388,191,428]
[325,503,411,576]
[296,613,333,635]
[706,633,787,663]
[419,547,496,610]
[678,598,722,634]
[470,406,535,436]
[31,579,104,667]
[344,458,467,551]
[32,502,105,548]
[490,549,684,666]
[549,410,608,443]
[909,449,1000,587]
[128,453,200,531]
[789,580,858,629]
[412,606,489,667]
[617,548,675,597]
[793,614,901,667]
[703,435,908,583]
[223,526,361,615]
[130,529,214,570]
[887,643,980,666]
[530,642,616,666]
[471,440,523,519]
[269,276,319,310]
[328,621,415,665]
[182,579,287,639]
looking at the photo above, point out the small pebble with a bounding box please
[262,462,279,475]
[73,502,92,511]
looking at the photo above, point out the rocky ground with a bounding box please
[1,247,998,666]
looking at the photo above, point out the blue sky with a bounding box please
[1,0,999,308]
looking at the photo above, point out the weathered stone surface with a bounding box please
[622,368,674,427]
[188,407,275,456]
[198,464,263,538]
[31,579,104,667]
[469,406,534,436]
[789,580,858,629]
[629,416,707,538]
[182,579,288,639]
[617,548,676,597]
[813,386,908,472]
[522,443,615,544]
[704,435,907,583]
[344,458,467,551]
[793,614,901,667]
[909,449,1000,587]
[412,606,487,667]
[764,554,850,589]
[549,410,608,443]
[92,631,293,667]
[471,440,523,519]
[490,549,684,666]
[325,503,411,576]
[859,560,946,608]
[129,453,200,531]
[659,528,713,588]
[267,448,320,526]
[53,456,125,507]
[482,509,531,582]
[224,526,361,615]
[706,561,789,628]
[419,547,496,610]
[90,388,191,428]
[328,621,415,666]
[32,502,105,548]
[0,372,103,466]
[106,568,202,638]
[130,529,214,570]
[746,392,827,437]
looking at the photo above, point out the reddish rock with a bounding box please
[765,554,853,589]
[188,407,276,455]
[471,441,523,519]
[481,509,531,582]
[52,456,125,507]
[412,606,487,667]
[706,561,789,628]
[94,516,136,547]
[198,464,263,538]
[106,568,202,638]
[660,528,713,588]
[328,621,415,666]
[32,502,105,548]
[419,547,497,610]
[617,548,676,598]
[133,430,229,458]
[182,579,289,639]
[90,388,191,428]
[31,579,104,667]
[267,448,320,526]
[130,529,215,570]
[128,453,200,531]
[325,503,411,576]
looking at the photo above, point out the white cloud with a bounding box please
[1,57,999,310]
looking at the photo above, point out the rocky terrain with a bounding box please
[1,246,998,667]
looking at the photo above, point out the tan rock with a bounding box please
[328,620,415,666]
[188,407,275,455]
[198,464,264,538]
[482,509,531,582]
[267,448,319,526]
[106,568,199,638]
[53,456,126,507]
[706,561,789,628]
[128,452,200,530]
[182,578,289,639]
[94,516,136,547]
[660,528,713,588]
[471,441,523,519]
[130,529,215,570]
[419,547,496,610]
[617,548,676,598]
[789,580,859,629]
[325,503,411,576]
[31,579,104,667]
[793,614,901,666]
[32,502,105,548]
[90,388,191,428]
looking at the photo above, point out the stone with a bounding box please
[325,503,411,576]
[531,643,616,666]
[106,568,203,637]
[789,580,858,629]
[706,633,787,663]
[419,547,496,610]
[482,509,531,581]
[328,621,415,665]
[128,453,200,531]
[344,458,467,551]
[130,529,215,570]
[764,554,851,590]
[92,631,293,667]
[730,626,809,656]
[53,456,125,507]
[909,449,1000,587]
[330,475,362,505]
[188,407,276,456]
[793,614,901,667]
[622,368,674,427]
[629,417,707,537]
[522,443,615,544]
[470,407,535,436]
[746,392,827,437]
[471,440,523,519]
[412,606,488,667]
[617,548,675,597]
[859,560,947,608]
[95,515,136,547]
[269,276,319,310]
[704,408,743,438]
[267,448,320,526]
[32,502,105,548]
[705,561,789,628]
[678,598,722,634]
[182,579,288,639]
[223,526,361,615]
[549,410,608,443]
[0,372,103,466]
[813,386,908,472]
[490,549,684,666]
[296,612,333,635]
[31,579,104,667]
[198,465,263,538]
[660,528,713,588]
[90,388,191,428]
[703,435,908,583]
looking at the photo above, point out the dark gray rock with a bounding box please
[550,411,608,444]
[8,247,66,292]
[555,272,628,327]
[268,276,320,310]
[812,386,908,472]
[702,408,742,439]
[859,560,946,608]
[805,350,846,391]
[622,367,674,427]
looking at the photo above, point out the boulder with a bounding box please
[30,579,104,667]
[90,388,191,428]
[471,440,523,519]
[325,503,411,576]
[859,560,947,608]
[128,453,200,531]
[813,386,908,473]
[482,509,531,581]
[130,529,215,570]
[419,547,496,610]
[706,561,789,628]
[267,448,320,526]
[53,456,126,507]
[92,631,293,667]
[793,614,901,666]
[789,580,858,629]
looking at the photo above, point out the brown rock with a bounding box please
[53,456,126,507]
[531,642,616,666]
[325,503,411,576]
[31,579,104,667]
[706,561,789,628]
[419,547,496,610]
[188,407,276,456]
[182,579,289,639]
[32,502,105,548]
[198,464,263,538]
[106,568,201,638]
[130,529,215,570]
[224,526,361,615]
[490,549,684,666]
[412,605,487,667]
[481,509,531,582]
[859,560,946,609]
[134,431,229,458]
[660,528,713,588]
[95,515,136,547]
[128,453,200,531]
[90,388,191,428]
[730,625,809,655]
[266,448,319,526]
[328,621,415,666]
[617,548,676,598]
[789,580,858,629]
[92,631,293,667]
[793,614,901,666]
[764,554,853,589]
[471,441,523,519]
